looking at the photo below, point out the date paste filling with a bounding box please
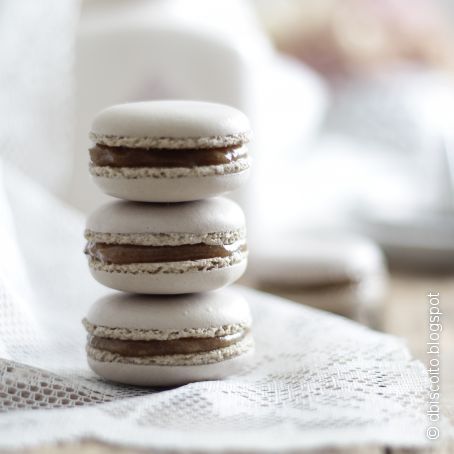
[90,144,247,168]
[85,242,247,265]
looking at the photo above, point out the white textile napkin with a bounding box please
[0,161,450,452]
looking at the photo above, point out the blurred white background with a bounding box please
[3,0,454,273]
[2,0,454,329]
[1,3,454,446]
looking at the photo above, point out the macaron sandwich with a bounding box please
[249,232,387,327]
[84,198,247,294]
[83,100,254,386]
[83,291,253,386]
[89,101,251,202]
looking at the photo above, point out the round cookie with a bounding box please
[89,101,252,202]
[84,197,247,294]
[247,232,387,328]
[83,289,254,386]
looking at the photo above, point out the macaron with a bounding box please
[89,100,252,202]
[84,197,247,294]
[82,289,254,386]
[247,232,387,327]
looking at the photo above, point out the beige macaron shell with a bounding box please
[86,289,252,332]
[88,261,247,294]
[87,351,253,387]
[86,197,245,235]
[90,101,250,145]
[91,169,250,203]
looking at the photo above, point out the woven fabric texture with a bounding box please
[0,163,451,452]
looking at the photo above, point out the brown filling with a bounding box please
[259,279,358,294]
[89,144,246,168]
[85,242,247,265]
[89,330,248,356]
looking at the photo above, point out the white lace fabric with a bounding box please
[0,163,450,450]
[0,286,445,451]
[1,154,453,452]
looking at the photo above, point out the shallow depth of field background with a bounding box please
[1,0,454,409]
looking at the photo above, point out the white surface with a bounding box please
[89,260,247,294]
[91,100,251,145]
[91,164,250,202]
[87,289,251,331]
[86,197,245,235]
[0,161,451,451]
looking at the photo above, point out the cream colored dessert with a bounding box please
[83,290,254,386]
[89,100,252,202]
[84,198,248,294]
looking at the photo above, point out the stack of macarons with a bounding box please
[82,101,254,386]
